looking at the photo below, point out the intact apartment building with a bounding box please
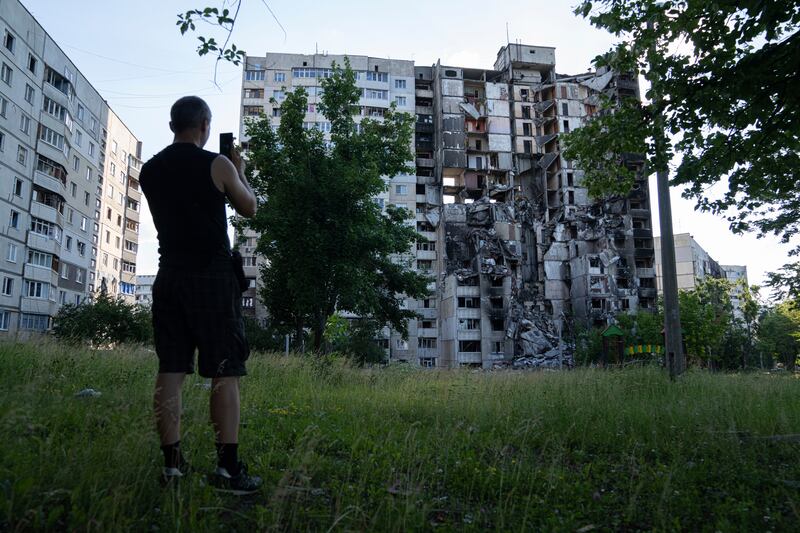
[237,44,656,368]
[654,233,749,317]
[0,0,142,336]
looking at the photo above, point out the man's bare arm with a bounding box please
[211,147,257,218]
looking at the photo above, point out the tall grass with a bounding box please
[1,340,798,531]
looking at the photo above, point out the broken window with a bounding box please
[566,172,574,187]
[640,278,655,288]
[490,318,504,331]
[568,191,575,204]
[417,260,433,271]
[457,297,480,308]
[420,357,436,368]
[520,88,529,100]
[634,238,653,249]
[591,298,605,310]
[417,221,434,232]
[490,277,504,287]
[416,183,426,195]
[523,140,533,154]
[633,218,650,229]
[417,241,436,252]
[621,299,630,310]
[562,102,569,116]
[617,277,630,289]
[562,120,570,133]
[489,297,503,310]
[395,339,409,350]
[243,105,262,117]
[636,258,654,269]
[423,299,436,309]
[521,106,531,119]
[590,276,608,294]
[458,340,481,353]
[460,276,479,286]
[458,318,480,330]
[560,86,567,99]
[589,257,604,273]
[492,341,504,354]
[523,123,532,136]
[419,320,436,329]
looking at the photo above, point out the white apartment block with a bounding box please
[237,53,419,354]
[0,0,142,336]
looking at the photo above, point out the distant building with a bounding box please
[135,274,155,306]
[654,234,749,317]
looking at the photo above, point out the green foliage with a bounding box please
[678,277,734,368]
[766,262,800,301]
[243,317,288,353]
[570,1,800,252]
[3,342,800,530]
[572,323,604,365]
[53,291,152,346]
[757,301,800,370]
[236,58,430,352]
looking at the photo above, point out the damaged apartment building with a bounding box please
[238,44,656,369]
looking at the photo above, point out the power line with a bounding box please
[98,75,240,98]
[62,43,201,73]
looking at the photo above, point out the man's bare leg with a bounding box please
[154,373,186,472]
[155,373,186,444]
[211,377,240,473]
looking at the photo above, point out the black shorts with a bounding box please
[152,258,249,378]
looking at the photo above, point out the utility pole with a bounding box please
[647,18,685,378]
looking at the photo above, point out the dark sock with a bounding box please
[161,441,182,469]
[216,442,239,475]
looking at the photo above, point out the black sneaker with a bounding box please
[210,461,263,495]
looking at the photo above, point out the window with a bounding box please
[112,140,117,154]
[20,314,49,331]
[127,198,139,212]
[1,62,12,85]
[272,90,285,100]
[0,131,4,151]
[395,79,406,89]
[88,142,95,157]
[27,250,52,268]
[84,192,90,206]
[110,162,116,175]
[73,155,79,171]
[17,145,27,165]
[124,240,138,253]
[395,339,409,351]
[6,243,17,263]
[396,96,407,106]
[122,261,136,274]
[24,84,34,104]
[27,54,37,73]
[107,184,114,198]
[243,88,264,98]
[85,167,91,181]
[3,31,14,52]
[523,140,533,154]
[292,67,332,79]
[244,105,262,117]
[365,71,388,82]
[116,214,122,227]
[105,230,110,243]
[65,235,72,251]
[562,120,570,133]
[30,217,60,241]
[102,253,108,266]
[67,208,74,224]
[118,192,124,206]
[75,130,82,146]
[39,126,68,155]
[363,89,388,100]
[0,96,6,117]
[24,280,49,299]
[457,297,480,308]
[242,297,254,308]
[115,236,120,249]
[89,117,97,133]
[395,184,407,195]
[120,282,135,295]
[459,340,481,353]
[8,210,19,229]
[274,72,285,82]
[2,277,12,296]
[77,104,85,121]
[77,242,86,256]
[245,70,265,81]
[13,178,22,196]
[418,337,437,348]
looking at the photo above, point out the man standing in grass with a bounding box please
[140,96,262,494]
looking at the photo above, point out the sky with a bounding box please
[22,0,796,287]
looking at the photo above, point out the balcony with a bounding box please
[456,308,481,320]
[633,228,653,239]
[636,268,655,278]
[456,352,482,365]
[416,157,435,168]
[33,171,66,197]
[418,328,438,338]
[30,201,63,227]
[629,208,649,218]
[415,105,433,115]
[23,264,59,286]
[21,296,57,316]
[416,250,437,261]
[638,287,658,299]
[27,232,60,255]
[417,308,438,320]
[634,248,654,259]
[415,88,434,99]
[457,329,482,341]
[127,186,142,202]
[415,122,434,134]
[417,347,438,358]
[122,249,137,264]
[456,285,480,297]
[125,207,140,223]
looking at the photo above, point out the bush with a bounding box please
[53,291,152,346]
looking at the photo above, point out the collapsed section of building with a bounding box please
[237,43,657,368]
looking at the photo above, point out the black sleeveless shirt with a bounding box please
[140,143,230,270]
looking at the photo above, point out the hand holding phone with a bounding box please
[219,132,234,159]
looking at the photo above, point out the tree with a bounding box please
[236,59,430,352]
[53,291,152,346]
[756,301,800,370]
[564,1,800,342]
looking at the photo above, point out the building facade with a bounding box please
[0,0,141,336]
[237,45,656,368]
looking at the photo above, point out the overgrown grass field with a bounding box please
[1,341,799,531]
